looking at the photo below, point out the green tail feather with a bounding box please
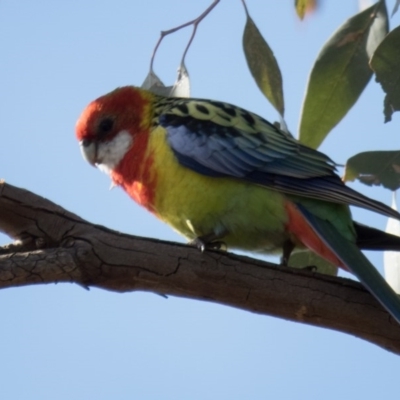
[297,204,400,324]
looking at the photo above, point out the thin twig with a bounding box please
[241,0,250,17]
[150,0,220,72]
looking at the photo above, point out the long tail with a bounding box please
[354,222,400,251]
[353,221,400,251]
[292,204,400,324]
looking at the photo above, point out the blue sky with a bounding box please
[1,1,400,399]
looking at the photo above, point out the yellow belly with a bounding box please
[147,127,290,252]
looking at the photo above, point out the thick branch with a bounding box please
[1,181,400,354]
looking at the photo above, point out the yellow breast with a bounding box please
[146,126,290,252]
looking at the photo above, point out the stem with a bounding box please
[241,0,250,17]
[150,0,220,72]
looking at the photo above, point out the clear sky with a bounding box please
[1,1,400,399]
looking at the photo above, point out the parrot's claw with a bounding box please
[280,239,295,266]
[301,265,318,272]
[190,234,227,252]
[189,236,207,251]
[205,241,227,251]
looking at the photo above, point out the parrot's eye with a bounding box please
[98,117,114,137]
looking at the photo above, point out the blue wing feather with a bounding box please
[158,101,400,220]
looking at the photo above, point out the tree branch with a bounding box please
[1,181,400,354]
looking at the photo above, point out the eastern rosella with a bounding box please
[76,86,400,323]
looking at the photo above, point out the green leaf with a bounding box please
[299,1,388,149]
[391,0,400,16]
[344,150,400,190]
[295,0,317,20]
[289,250,338,276]
[243,15,284,116]
[370,26,400,122]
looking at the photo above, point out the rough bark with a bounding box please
[1,181,400,354]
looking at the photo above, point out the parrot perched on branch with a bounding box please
[76,86,400,323]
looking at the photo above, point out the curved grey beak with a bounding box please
[79,139,98,167]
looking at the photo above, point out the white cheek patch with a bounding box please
[96,130,133,175]
[97,163,113,176]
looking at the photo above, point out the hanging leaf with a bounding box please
[169,63,191,98]
[141,63,191,98]
[370,25,400,122]
[289,250,338,276]
[243,14,285,116]
[141,69,172,96]
[295,0,318,20]
[384,193,400,294]
[391,0,400,16]
[299,1,388,149]
[344,150,400,190]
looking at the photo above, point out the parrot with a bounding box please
[76,86,400,324]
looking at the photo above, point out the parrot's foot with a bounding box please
[301,265,318,272]
[206,241,227,251]
[280,239,296,266]
[189,233,227,252]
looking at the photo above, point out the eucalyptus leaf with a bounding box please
[141,64,191,98]
[344,150,400,190]
[169,63,191,98]
[141,69,172,96]
[299,1,388,149]
[391,0,400,16]
[370,25,400,122]
[243,15,284,116]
